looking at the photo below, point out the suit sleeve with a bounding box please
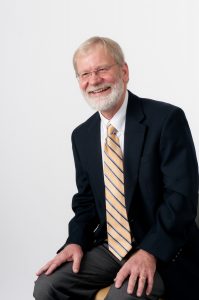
[57,130,99,253]
[139,107,199,261]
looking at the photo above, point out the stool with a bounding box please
[95,286,110,300]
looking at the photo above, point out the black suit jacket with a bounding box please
[59,91,199,300]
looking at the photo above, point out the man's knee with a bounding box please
[33,262,75,300]
[33,274,57,300]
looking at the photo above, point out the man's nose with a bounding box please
[88,72,103,85]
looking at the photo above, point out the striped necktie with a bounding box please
[104,124,132,260]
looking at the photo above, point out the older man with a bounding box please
[34,37,199,300]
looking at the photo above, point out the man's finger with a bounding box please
[72,254,82,273]
[136,276,147,297]
[127,273,138,294]
[146,274,154,296]
[114,268,129,288]
[36,261,52,276]
[45,263,59,276]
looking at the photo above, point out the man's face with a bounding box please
[75,45,129,112]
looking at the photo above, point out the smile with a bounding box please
[88,87,111,95]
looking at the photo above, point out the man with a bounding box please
[34,37,199,300]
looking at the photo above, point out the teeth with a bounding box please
[91,87,109,94]
[94,89,103,93]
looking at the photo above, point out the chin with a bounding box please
[85,96,119,111]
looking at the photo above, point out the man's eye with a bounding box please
[98,68,107,73]
[81,72,89,78]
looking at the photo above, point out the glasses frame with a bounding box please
[76,63,118,83]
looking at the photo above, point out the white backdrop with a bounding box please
[0,1,199,299]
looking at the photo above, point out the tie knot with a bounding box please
[107,124,117,136]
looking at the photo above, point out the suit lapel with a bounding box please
[124,92,146,212]
[86,114,106,220]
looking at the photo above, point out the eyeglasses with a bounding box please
[76,63,118,83]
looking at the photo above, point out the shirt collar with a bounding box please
[100,90,129,132]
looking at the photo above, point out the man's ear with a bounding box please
[121,63,129,83]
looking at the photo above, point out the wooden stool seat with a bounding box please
[95,286,111,300]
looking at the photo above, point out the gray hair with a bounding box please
[73,36,125,72]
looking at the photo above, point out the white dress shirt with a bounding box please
[99,90,129,163]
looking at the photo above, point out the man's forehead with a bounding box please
[76,45,115,68]
[76,44,112,59]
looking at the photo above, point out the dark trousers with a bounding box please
[33,244,164,300]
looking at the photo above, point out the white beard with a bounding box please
[81,78,124,112]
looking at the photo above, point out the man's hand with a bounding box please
[114,249,156,297]
[36,244,83,276]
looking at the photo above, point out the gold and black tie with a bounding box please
[104,124,132,260]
